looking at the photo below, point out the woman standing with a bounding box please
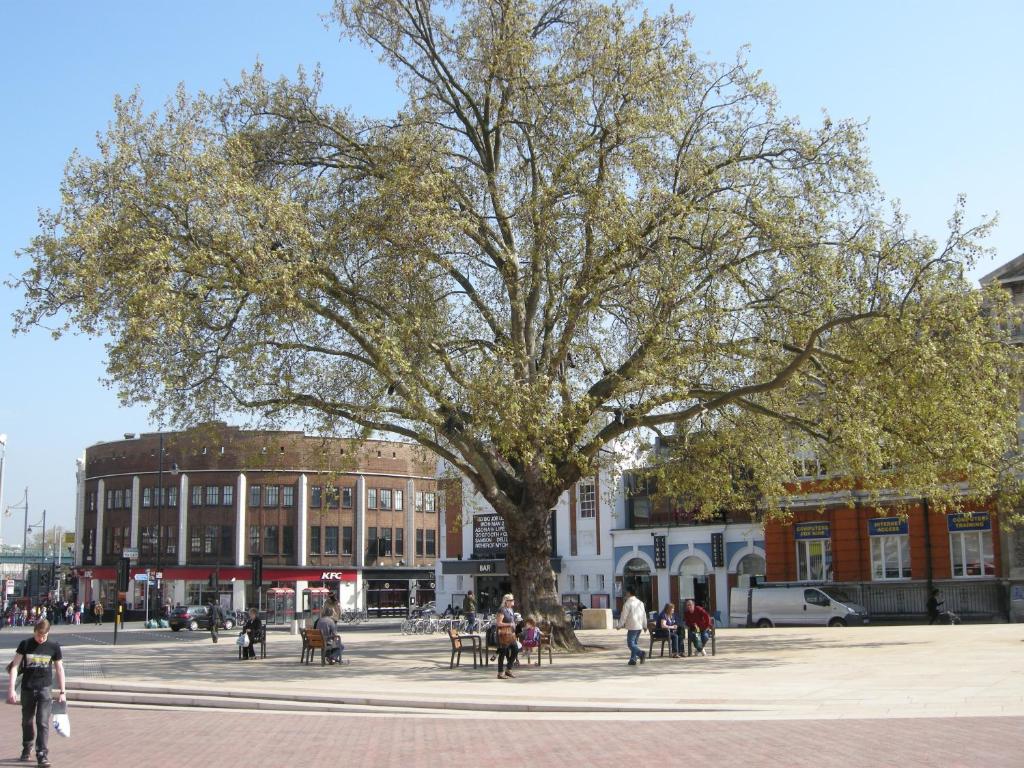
[241,608,262,660]
[495,594,519,679]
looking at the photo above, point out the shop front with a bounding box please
[439,558,563,615]
[361,568,436,617]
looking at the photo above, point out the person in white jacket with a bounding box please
[617,587,647,665]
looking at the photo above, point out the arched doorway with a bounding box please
[678,555,712,610]
[623,558,653,612]
[736,553,766,589]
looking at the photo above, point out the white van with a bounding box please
[730,585,869,627]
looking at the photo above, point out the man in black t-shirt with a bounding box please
[6,619,65,767]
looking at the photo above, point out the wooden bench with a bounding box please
[300,628,328,665]
[447,627,482,669]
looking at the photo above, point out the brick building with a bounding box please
[74,424,441,619]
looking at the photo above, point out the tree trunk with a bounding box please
[503,498,584,652]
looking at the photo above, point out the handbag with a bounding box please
[497,624,515,648]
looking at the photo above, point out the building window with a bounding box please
[282,526,294,556]
[88,492,96,512]
[341,487,352,508]
[326,486,340,509]
[219,526,231,557]
[395,528,404,557]
[394,490,404,511]
[870,535,911,580]
[379,488,392,510]
[950,530,995,577]
[425,529,436,557]
[264,526,279,555]
[416,529,424,556]
[249,525,261,553]
[282,485,295,507]
[114,489,125,509]
[578,480,596,518]
[341,526,352,555]
[424,492,436,513]
[192,485,204,506]
[310,526,321,555]
[598,574,606,590]
[265,485,279,507]
[222,485,234,507]
[367,526,377,558]
[568,574,575,590]
[583,574,590,591]
[204,525,217,555]
[168,486,178,507]
[415,492,423,512]
[142,487,152,508]
[249,485,261,507]
[367,488,377,510]
[310,485,322,508]
[206,485,220,506]
[382,527,392,556]
[326,526,340,556]
[796,539,832,582]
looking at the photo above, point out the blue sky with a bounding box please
[1,1,1022,538]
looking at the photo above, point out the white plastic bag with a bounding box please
[236,633,250,648]
[52,700,71,738]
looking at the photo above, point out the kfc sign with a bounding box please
[320,571,346,580]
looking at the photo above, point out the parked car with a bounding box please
[168,605,236,632]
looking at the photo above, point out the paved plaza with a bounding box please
[0,622,1020,766]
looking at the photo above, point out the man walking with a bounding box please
[208,601,222,643]
[617,587,647,665]
[6,619,66,767]
[462,590,478,632]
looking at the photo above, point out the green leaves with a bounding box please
[13,0,1022,526]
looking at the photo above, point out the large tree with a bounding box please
[14,0,1023,645]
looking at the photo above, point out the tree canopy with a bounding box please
[14,0,1024,602]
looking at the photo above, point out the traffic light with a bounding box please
[116,556,130,592]
[250,555,263,588]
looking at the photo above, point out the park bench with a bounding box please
[647,620,674,658]
[685,620,716,657]
[237,627,267,660]
[447,627,482,669]
[300,628,328,665]
[530,621,553,666]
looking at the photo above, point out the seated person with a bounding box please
[521,618,541,649]
[657,603,682,657]
[683,599,713,656]
[315,613,344,664]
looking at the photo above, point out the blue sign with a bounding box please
[946,512,991,532]
[794,521,831,540]
[867,517,908,536]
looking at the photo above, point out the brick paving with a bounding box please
[0,706,1018,768]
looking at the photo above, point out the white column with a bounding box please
[95,479,106,566]
[171,580,186,606]
[405,478,416,566]
[297,474,308,566]
[236,473,247,566]
[74,457,86,565]
[232,579,246,610]
[177,474,189,566]
[355,475,366,568]
[130,475,141,549]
